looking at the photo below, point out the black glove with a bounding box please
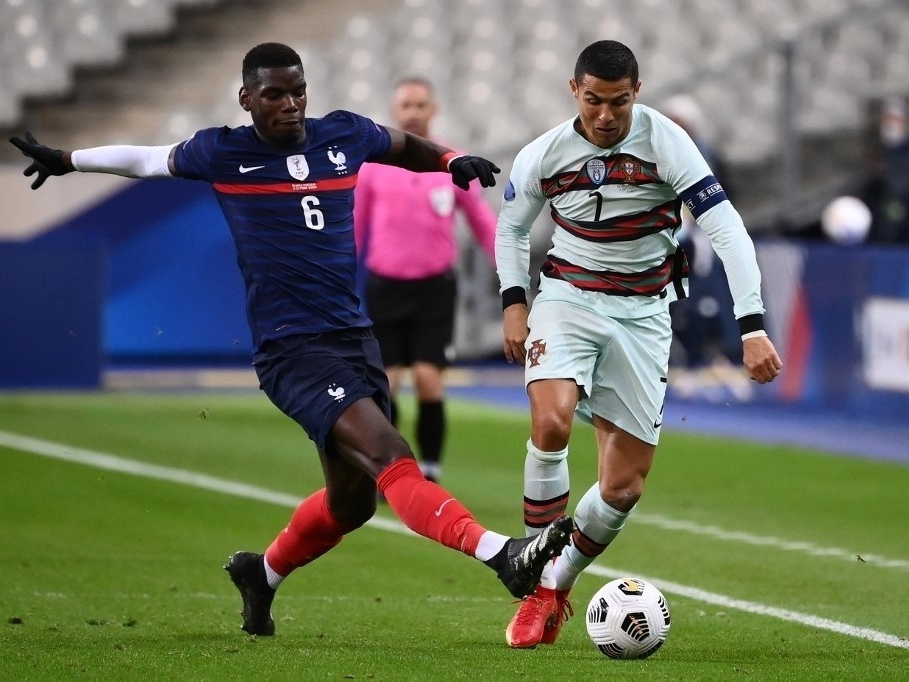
[8,132,72,189]
[448,154,500,190]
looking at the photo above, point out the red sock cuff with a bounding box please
[376,457,420,493]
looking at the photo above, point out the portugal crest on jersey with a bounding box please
[621,158,641,183]
[586,158,607,185]
[286,154,310,180]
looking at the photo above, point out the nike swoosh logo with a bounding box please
[434,498,456,517]
[239,164,266,174]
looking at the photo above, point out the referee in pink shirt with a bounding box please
[354,77,498,483]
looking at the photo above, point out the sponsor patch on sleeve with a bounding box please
[679,175,726,219]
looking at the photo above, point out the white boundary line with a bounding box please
[2,429,907,650]
[632,513,909,571]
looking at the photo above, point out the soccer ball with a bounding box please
[585,577,671,659]
[820,195,872,245]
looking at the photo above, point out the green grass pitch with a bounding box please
[1,391,907,680]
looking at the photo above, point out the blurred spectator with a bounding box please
[863,96,909,243]
[661,95,750,399]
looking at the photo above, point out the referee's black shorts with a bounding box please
[365,269,457,368]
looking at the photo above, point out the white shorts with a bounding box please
[525,281,672,445]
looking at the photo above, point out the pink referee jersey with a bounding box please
[354,161,497,280]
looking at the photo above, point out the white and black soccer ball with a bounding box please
[821,195,872,245]
[585,577,671,659]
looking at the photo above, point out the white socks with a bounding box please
[474,531,510,562]
[263,555,285,590]
[523,439,569,587]
[523,439,569,532]
[551,482,634,592]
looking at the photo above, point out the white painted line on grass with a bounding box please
[633,513,909,571]
[2,429,907,650]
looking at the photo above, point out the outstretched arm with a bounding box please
[9,132,178,189]
[376,127,500,190]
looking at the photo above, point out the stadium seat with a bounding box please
[113,0,177,37]
[53,0,124,68]
[3,0,908,174]
[0,0,70,101]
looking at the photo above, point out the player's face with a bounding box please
[240,65,308,146]
[391,82,436,138]
[571,74,640,149]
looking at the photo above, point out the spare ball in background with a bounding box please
[821,196,872,245]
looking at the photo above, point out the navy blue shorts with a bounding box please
[253,329,392,451]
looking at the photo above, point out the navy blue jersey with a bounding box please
[172,110,392,350]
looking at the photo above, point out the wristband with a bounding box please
[741,330,768,341]
[440,151,460,171]
[501,286,527,310]
[736,312,765,336]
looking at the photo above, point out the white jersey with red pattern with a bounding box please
[495,103,764,322]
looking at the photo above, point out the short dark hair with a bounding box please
[574,40,639,85]
[393,76,435,95]
[242,42,302,86]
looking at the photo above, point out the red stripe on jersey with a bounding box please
[213,175,359,194]
[551,199,682,242]
[541,252,689,296]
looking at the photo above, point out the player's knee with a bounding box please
[368,427,414,467]
[329,498,376,529]
[598,480,642,512]
[531,410,573,450]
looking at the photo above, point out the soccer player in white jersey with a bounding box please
[495,40,783,648]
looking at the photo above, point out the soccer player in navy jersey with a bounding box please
[9,42,572,637]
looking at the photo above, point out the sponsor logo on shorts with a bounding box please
[654,382,666,427]
[327,384,346,402]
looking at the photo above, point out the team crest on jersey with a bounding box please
[621,158,640,183]
[429,185,455,216]
[286,154,310,180]
[586,158,607,185]
[327,146,347,173]
[527,339,547,368]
